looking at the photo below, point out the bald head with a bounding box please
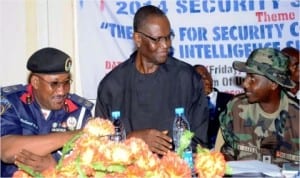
[281,47,299,86]
[194,65,213,95]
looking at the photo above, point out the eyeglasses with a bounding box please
[136,31,175,44]
[36,75,72,90]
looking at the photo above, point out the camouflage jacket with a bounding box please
[219,92,299,166]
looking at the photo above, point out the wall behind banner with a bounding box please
[0,0,81,93]
[77,0,300,100]
[1,0,299,101]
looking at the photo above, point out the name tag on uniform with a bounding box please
[51,116,77,132]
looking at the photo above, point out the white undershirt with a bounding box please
[208,90,218,106]
[41,108,51,120]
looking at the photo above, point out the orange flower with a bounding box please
[15,118,230,178]
[83,117,115,137]
[194,146,226,178]
[100,142,133,165]
[124,164,146,177]
[160,151,192,178]
[12,170,32,178]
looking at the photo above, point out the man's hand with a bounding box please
[14,149,56,173]
[127,129,173,156]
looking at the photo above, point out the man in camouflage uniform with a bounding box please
[0,47,94,177]
[219,48,299,166]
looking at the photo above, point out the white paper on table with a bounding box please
[227,160,282,177]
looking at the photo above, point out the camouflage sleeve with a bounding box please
[219,98,240,160]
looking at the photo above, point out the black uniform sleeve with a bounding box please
[95,80,111,119]
[189,70,209,150]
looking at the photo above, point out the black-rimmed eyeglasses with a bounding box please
[136,31,175,44]
[36,75,72,90]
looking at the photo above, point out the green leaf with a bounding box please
[106,164,125,173]
[62,132,83,155]
[92,162,125,173]
[177,130,194,157]
[196,144,209,154]
[56,132,82,169]
[75,156,87,178]
[225,163,233,175]
[92,162,107,171]
[18,163,43,178]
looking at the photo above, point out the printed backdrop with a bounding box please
[76,0,299,100]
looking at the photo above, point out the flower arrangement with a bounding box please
[13,118,229,178]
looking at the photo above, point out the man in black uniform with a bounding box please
[95,5,209,155]
[281,47,299,101]
[1,47,93,177]
[194,64,233,149]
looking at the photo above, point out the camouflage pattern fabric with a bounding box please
[219,92,299,166]
[233,48,295,89]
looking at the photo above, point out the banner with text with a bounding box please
[76,0,299,100]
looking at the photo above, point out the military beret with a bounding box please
[27,47,72,74]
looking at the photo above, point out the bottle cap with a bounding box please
[175,107,184,115]
[112,111,121,120]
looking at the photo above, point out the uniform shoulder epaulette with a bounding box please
[68,93,94,110]
[1,84,26,96]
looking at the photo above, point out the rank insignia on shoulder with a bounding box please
[1,84,26,96]
[68,94,94,110]
[0,96,11,115]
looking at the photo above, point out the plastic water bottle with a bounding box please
[173,107,194,169]
[173,107,190,151]
[183,146,194,170]
[111,111,126,142]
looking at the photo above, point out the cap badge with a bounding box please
[65,58,72,72]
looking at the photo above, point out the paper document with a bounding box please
[281,162,300,178]
[227,160,282,177]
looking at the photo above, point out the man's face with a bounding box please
[288,55,299,84]
[281,49,300,85]
[31,73,72,110]
[134,16,173,65]
[242,73,274,103]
